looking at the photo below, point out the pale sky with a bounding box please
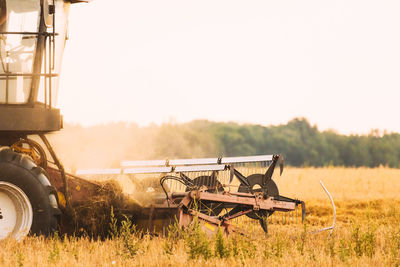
[58,0,400,134]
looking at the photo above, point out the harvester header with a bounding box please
[74,154,305,235]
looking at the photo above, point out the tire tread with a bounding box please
[0,147,60,236]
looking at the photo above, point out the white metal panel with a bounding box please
[169,158,219,166]
[174,165,225,172]
[123,167,172,174]
[221,155,274,164]
[121,160,166,167]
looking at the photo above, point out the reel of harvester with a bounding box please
[110,154,306,235]
[75,155,306,235]
[184,173,225,216]
[219,155,305,233]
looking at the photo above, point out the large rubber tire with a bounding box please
[0,147,60,238]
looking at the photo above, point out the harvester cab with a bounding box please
[0,0,73,143]
[0,1,310,241]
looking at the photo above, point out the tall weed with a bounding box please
[214,227,230,258]
[184,218,212,260]
[108,209,140,258]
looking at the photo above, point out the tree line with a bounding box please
[154,118,400,167]
[54,118,400,169]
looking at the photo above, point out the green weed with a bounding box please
[214,227,230,258]
[108,206,118,239]
[16,252,23,267]
[297,223,308,255]
[108,209,140,258]
[48,240,60,263]
[184,218,212,260]
[338,239,351,262]
[351,223,376,258]
[163,219,183,257]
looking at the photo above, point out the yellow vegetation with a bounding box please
[1,167,399,267]
[278,166,400,200]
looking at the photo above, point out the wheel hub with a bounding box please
[238,173,279,219]
[0,182,33,241]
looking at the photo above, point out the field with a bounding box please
[1,167,399,267]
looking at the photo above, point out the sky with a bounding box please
[57,0,400,135]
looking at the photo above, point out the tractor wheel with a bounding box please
[0,147,60,241]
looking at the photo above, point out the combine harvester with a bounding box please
[0,0,335,240]
[75,155,306,235]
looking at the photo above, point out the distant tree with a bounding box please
[55,119,400,168]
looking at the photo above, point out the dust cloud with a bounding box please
[41,121,218,172]
[32,122,217,209]
[44,122,158,171]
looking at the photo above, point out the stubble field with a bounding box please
[1,167,399,267]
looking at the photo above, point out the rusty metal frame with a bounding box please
[183,191,296,211]
[144,189,299,234]
[74,154,304,234]
[39,133,70,208]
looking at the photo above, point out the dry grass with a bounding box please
[1,167,400,267]
[277,166,400,201]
